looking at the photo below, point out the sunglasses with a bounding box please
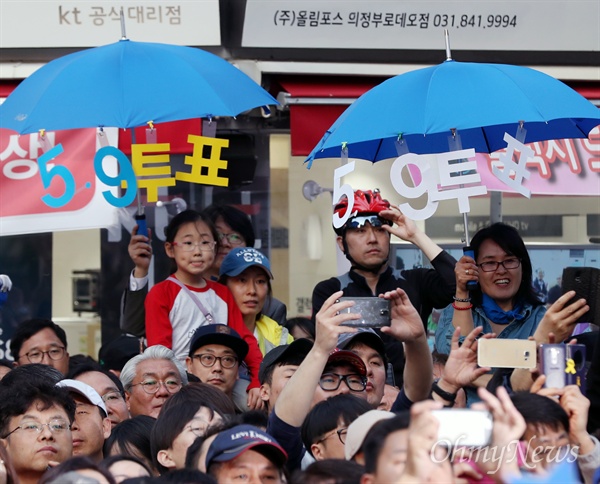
[345,215,392,230]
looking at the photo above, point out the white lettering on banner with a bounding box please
[243,0,599,52]
[0,128,118,236]
[1,132,57,181]
[491,133,534,198]
[390,153,439,220]
[332,162,357,229]
[430,149,487,213]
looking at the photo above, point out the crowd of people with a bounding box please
[0,190,599,484]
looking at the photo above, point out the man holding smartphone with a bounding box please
[311,189,457,385]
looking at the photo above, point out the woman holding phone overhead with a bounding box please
[434,223,589,402]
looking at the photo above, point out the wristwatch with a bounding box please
[431,379,457,407]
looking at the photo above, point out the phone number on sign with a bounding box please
[273,10,517,29]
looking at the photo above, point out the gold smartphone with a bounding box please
[477,338,537,369]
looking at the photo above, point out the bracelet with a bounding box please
[431,379,457,405]
[452,302,473,310]
[453,295,471,302]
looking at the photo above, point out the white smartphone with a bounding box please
[431,409,493,447]
[477,338,537,369]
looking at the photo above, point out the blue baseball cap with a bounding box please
[219,247,273,279]
[205,424,287,469]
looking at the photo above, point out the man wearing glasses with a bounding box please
[0,381,75,484]
[56,379,111,463]
[265,292,371,471]
[120,345,187,418]
[10,318,70,375]
[185,324,248,409]
[69,364,130,429]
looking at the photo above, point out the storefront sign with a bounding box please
[1,0,220,47]
[243,0,599,52]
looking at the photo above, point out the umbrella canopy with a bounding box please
[0,39,277,134]
[306,60,600,165]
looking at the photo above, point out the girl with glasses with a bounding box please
[144,210,264,410]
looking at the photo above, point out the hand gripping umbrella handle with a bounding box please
[463,246,479,291]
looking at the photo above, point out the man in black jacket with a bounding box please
[311,189,456,385]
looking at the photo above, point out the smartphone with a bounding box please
[432,409,493,447]
[538,344,566,388]
[539,344,587,391]
[477,338,537,369]
[337,297,391,328]
[561,267,599,325]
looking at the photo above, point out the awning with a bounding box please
[277,77,600,157]
[277,77,382,156]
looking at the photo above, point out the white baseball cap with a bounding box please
[344,409,395,460]
[57,379,107,415]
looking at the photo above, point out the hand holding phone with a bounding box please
[336,297,391,328]
[477,339,537,369]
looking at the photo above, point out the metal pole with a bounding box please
[490,191,503,223]
[120,7,127,40]
[444,29,452,61]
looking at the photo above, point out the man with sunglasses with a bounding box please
[312,189,456,386]
[186,324,248,409]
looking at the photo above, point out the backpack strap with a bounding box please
[167,277,214,323]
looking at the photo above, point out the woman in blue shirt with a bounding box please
[435,223,588,402]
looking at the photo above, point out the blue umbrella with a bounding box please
[306,59,600,166]
[0,38,277,134]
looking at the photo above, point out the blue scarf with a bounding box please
[481,294,526,325]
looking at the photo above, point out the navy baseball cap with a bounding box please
[219,247,274,279]
[258,338,313,384]
[98,334,143,372]
[188,324,249,360]
[205,424,287,469]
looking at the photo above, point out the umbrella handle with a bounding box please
[463,246,479,291]
[135,213,148,238]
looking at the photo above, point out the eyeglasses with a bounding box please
[4,419,70,438]
[130,379,182,394]
[217,232,244,246]
[172,240,216,252]
[319,373,367,392]
[20,346,66,364]
[345,215,392,230]
[185,417,213,437]
[101,390,125,403]
[317,427,348,445]
[191,354,238,369]
[477,258,521,272]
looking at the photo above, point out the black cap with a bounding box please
[98,335,142,372]
[337,328,387,364]
[258,338,313,384]
[189,324,249,361]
